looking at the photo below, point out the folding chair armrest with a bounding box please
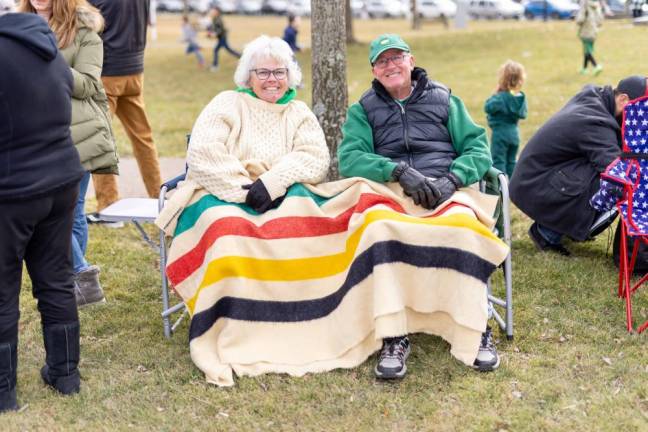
[161,173,187,192]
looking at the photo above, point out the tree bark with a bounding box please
[345,0,356,44]
[411,0,421,29]
[311,0,348,181]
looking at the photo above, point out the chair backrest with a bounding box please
[622,97,648,218]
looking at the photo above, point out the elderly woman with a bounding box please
[157,35,330,383]
[183,35,329,209]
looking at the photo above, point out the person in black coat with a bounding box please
[510,75,648,256]
[0,12,85,413]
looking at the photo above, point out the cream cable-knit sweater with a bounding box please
[186,91,330,203]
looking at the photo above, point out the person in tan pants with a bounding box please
[89,0,161,212]
[93,74,161,210]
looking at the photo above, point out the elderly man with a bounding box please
[511,75,647,256]
[338,34,497,379]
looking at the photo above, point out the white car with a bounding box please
[366,0,409,18]
[469,0,524,19]
[263,0,289,14]
[417,0,458,18]
[214,0,238,13]
[239,0,264,14]
[287,0,311,16]
[157,0,184,12]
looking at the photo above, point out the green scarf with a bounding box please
[236,87,297,104]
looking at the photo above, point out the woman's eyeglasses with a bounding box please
[250,68,288,80]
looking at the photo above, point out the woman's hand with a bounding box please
[242,179,283,213]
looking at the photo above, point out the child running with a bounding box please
[576,0,604,75]
[181,15,205,68]
[484,60,527,178]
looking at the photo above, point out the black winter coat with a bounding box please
[510,85,621,240]
[0,13,84,202]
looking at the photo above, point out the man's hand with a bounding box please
[392,162,440,209]
[426,173,462,208]
[242,179,279,213]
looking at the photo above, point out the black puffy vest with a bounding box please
[360,67,455,178]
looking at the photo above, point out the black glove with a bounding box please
[242,179,281,213]
[426,173,462,208]
[392,162,439,209]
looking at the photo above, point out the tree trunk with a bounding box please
[311,0,348,181]
[345,0,356,44]
[411,0,421,29]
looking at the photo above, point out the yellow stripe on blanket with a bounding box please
[186,210,505,313]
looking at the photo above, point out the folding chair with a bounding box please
[593,96,648,333]
[98,137,190,339]
[480,167,514,340]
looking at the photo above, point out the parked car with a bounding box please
[239,0,264,14]
[417,0,458,19]
[366,0,408,18]
[468,0,524,18]
[351,0,369,18]
[263,0,289,14]
[524,0,579,19]
[213,0,238,13]
[157,0,184,12]
[287,0,311,16]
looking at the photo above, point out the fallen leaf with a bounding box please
[602,357,613,366]
[137,365,148,373]
[156,407,165,412]
[219,412,229,418]
[512,391,523,399]
[559,335,567,343]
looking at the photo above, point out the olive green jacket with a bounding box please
[59,12,118,174]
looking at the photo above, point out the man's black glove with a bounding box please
[426,173,462,208]
[242,179,282,213]
[392,162,439,209]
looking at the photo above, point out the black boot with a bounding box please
[0,341,18,413]
[40,322,80,395]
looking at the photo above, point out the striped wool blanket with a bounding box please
[159,178,509,386]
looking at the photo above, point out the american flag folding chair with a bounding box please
[592,95,648,333]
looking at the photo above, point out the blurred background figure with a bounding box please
[282,14,301,54]
[181,14,205,68]
[576,0,604,75]
[0,0,14,14]
[208,6,240,72]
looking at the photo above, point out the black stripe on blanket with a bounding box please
[189,240,496,341]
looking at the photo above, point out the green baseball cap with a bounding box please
[369,34,410,65]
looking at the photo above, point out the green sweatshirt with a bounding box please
[337,94,491,186]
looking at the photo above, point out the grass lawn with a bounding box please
[6,14,648,431]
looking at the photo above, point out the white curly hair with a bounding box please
[234,35,302,89]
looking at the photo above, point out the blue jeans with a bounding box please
[537,223,563,245]
[212,36,240,67]
[71,172,90,273]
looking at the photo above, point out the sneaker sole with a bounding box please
[77,298,106,309]
[472,355,500,372]
[374,344,411,379]
[374,363,408,379]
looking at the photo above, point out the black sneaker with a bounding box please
[528,223,570,256]
[472,327,500,372]
[374,336,411,379]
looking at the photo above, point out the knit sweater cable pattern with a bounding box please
[187,91,330,203]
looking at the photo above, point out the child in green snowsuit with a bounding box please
[576,0,603,75]
[484,60,527,178]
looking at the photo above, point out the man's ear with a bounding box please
[615,93,630,117]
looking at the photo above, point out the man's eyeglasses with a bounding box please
[250,68,288,80]
[373,54,408,69]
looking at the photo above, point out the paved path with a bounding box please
[86,157,186,199]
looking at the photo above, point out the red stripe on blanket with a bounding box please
[166,194,470,287]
